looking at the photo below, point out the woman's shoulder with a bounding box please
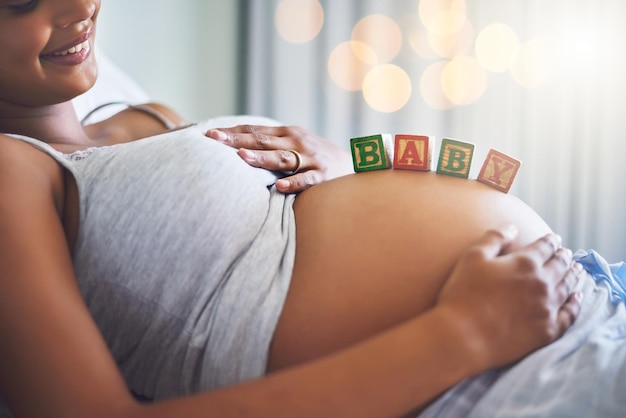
[0,133,65,211]
[0,133,62,172]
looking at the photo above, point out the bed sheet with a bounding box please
[419,250,626,417]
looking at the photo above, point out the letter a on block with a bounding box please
[477,149,521,193]
[350,134,392,172]
[393,134,432,171]
[436,138,475,178]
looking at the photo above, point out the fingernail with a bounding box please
[572,262,584,272]
[575,291,584,302]
[238,148,256,161]
[208,129,228,141]
[276,179,290,191]
[501,224,518,239]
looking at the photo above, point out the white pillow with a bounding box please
[74,50,282,129]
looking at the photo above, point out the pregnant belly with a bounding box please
[268,170,551,371]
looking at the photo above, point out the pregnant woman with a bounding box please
[0,1,589,417]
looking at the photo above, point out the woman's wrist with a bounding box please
[426,305,492,378]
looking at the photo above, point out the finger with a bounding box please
[206,126,292,150]
[553,261,584,305]
[543,245,573,272]
[216,125,289,136]
[556,291,584,336]
[276,171,319,193]
[518,233,563,265]
[466,225,520,260]
[237,149,303,173]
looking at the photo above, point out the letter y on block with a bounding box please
[477,149,521,193]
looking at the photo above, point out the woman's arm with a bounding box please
[0,137,136,417]
[141,228,583,418]
[206,125,354,193]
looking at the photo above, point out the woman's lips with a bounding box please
[40,30,93,66]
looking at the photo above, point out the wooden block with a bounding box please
[350,134,392,172]
[477,149,521,193]
[436,138,475,178]
[393,134,433,171]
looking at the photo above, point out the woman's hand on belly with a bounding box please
[436,225,584,372]
[205,125,354,193]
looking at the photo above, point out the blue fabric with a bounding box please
[419,249,626,418]
[575,249,626,304]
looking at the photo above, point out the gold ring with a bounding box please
[285,149,303,175]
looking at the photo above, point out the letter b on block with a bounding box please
[437,138,475,178]
[350,134,392,172]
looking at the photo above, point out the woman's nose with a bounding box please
[53,0,98,29]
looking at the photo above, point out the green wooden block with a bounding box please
[350,134,392,172]
[436,138,475,179]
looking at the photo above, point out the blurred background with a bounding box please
[98,0,625,262]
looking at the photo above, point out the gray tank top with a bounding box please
[5,124,296,400]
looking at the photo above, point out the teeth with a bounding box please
[54,40,89,56]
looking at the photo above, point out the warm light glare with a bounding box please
[408,26,440,60]
[441,56,488,105]
[427,10,466,36]
[476,23,520,73]
[420,61,455,110]
[319,1,615,113]
[328,41,377,91]
[511,40,553,89]
[428,20,474,59]
[275,0,324,44]
[362,64,412,113]
[352,14,403,63]
[419,0,467,32]
[547,17,621,80]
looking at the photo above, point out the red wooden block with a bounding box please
[393,134,433,171]
[477,149,521,193]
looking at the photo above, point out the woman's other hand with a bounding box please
[206,125,354,193]
[436,225,584,372]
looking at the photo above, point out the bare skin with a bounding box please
[269,170,553,371]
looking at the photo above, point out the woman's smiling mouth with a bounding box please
[40,31,93,66]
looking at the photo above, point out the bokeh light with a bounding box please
[476,23,520,73]
[419,0,467,33]
[408,25,440,61]
[275,0,324,44]
[441,56,488,105]
[428,19,474,59]
[352,14,403,64]
[510,40,553,89]
[328,41,378,91]
[362,64,412,113]
[420,61,455,110]
[273,0,588,113]
[426,9,467,36]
